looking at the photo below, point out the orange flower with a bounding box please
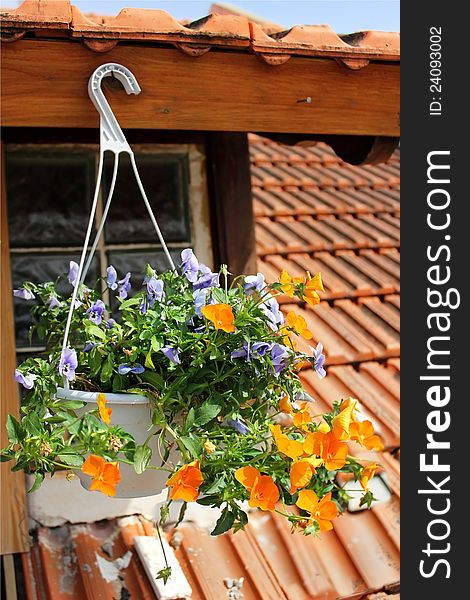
[296,490,338,531]
[279,325,298,350]
[166,460,204,502]
[303,271,324,306]
[292,402,312,429]
[279,395,294,414]
[349,420,384,451]
[289,458,321,494]
[201,303,236,333]
[304,431,348,470]
[360,462,378,491]
[270,424,304,460]
[96,393,112,426]
[235,466,279,512]
[81,454,121,497]
[332,400,357,441]
[279,269,295,297]
[286,311,313,340]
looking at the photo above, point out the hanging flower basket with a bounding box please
[1,63,385,583]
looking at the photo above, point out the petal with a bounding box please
[90,478,116,497]
[296,489,319,513]
[290,461,313,494]
[102,462,121,486]
[316,517,334,532]
[82,454,105,477]
[235,466,260,492]
[170,483,199,502]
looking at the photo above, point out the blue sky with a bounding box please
[3,1,399,32]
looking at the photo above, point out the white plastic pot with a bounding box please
[56,387,179,498]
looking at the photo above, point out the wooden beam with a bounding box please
[0,142,30,555]
[205,132,257,276]
[1,40,399,136]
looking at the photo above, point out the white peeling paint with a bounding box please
[95,550,133,583]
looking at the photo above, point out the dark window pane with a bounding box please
[103,153,190,244]
[12,254,99,348]
[6,150,95,247]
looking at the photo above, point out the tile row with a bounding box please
[256,214,400,255]
[1,1,400,63]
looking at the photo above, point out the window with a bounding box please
[6,143,212,353]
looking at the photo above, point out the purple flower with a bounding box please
[48,295,61,309]
[86,299,105,325]
[252,342,272,357]
[193,288,209,317]
[14,369,37,389]
[270,343,289,376]
[161,346,181,365]
[193,269,219,291]
[244,273,266,294]
[105,318,116,329]
[13,288,35,300]
[223,418,250,435]
[181,249,199,283]
[83,342,98,352]
[231,341,251,361]
[107,266,118,290]
[68,261,79,287]
[146,276,164,308]
[59,347,78,381]
[260,296,285,331]
[118,363,145,375]
[231,341,273,362]
[118,272,131,299]
[311,342,326,379]
[139,298,147,315]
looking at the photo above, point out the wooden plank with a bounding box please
[0,141,30,555]
[3,554,18,600]
[205,132,257,275]
[1,40,400,136]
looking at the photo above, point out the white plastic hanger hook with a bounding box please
[88,63,141,155]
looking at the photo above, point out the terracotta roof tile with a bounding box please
[23,510,400,600]
[1,0,399,63]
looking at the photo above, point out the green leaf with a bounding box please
[196,494,220,506]
[57,453,84,467]
[89,348,102,376]
[144,349,155,369]
[100,355,114,384]
[139,371,165,391]
[211,288,227,304]
[185,407,195,432]
[151,336,162,352]
[194,400,222,427]
[86,324,107,341]
[134,445,152,474]
[203,476,225,494]
[156,566,172,584]
[211,507,235,536]
[0,452,14,462]
[112,373,125,393]
[28,471,45,493]
[58,400,86,410]
[119,297,140,311]
[22,413,43,436]
[6,415,22,444]
[179,435,201,459]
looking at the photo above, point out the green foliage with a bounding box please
[3,252,377,542]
